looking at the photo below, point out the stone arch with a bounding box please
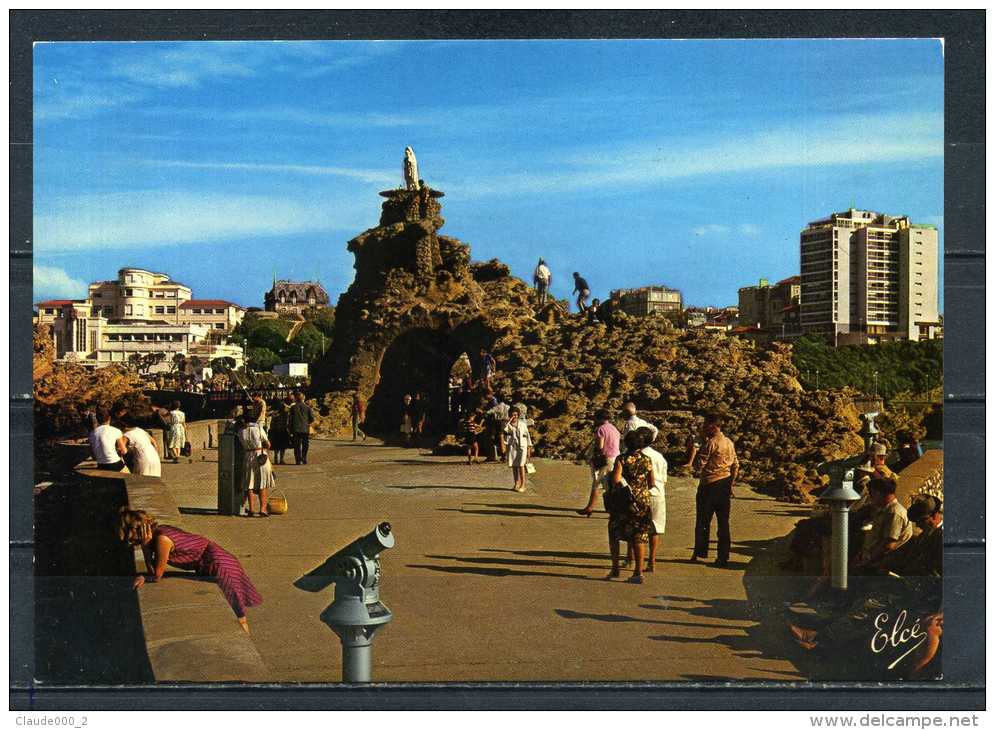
[364,328,459,435]
[362,319,498,436]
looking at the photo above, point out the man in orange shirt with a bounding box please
[691,412,740,567]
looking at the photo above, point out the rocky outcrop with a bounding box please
[312,186,865,492]
[33,325,149,441]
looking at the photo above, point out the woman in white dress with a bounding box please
[121,416,162,477]
[636,427,667,573]
[159,401,186,463]
[504,409,533,492]
[238,411,275,517]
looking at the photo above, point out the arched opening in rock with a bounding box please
[365,328,465,436]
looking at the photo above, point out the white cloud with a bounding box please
[33,265,87,299]
[448,111,943,198]
[692,224,731,237]
[35,191,370,252]
[738,224,761,237]
[146,159,396,185]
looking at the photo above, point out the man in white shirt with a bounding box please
[533,258,552,307]
[621,402,658,446]
[89,408,128,472]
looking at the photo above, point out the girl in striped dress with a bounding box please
[119,509,262,634]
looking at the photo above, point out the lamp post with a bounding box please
[300,345,305,362]
[815,369,820,389]
[872,370,879,399]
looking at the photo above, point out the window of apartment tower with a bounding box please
[167,307,175,314]
[125,305,133,315]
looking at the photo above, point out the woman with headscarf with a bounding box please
[604,429,656,583]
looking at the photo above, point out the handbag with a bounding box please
[267,490,288,515]
[256,451,269,466]
[591,452,608,470]
[603,483,637,515]
[525,463,537,475]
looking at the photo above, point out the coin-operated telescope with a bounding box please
[295,522,395,682]
[819,469,862,591]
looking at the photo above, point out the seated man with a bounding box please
[853,477,914,572]
[878,495,943,583]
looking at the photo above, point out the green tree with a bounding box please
[792,335,942,402]
[307,306,336,339]
[246,347,282,373]
[286,322,326,363]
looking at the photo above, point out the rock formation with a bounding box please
[313,185,865,496]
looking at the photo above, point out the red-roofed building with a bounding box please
[35,299,85,325]
[178,299,246,333]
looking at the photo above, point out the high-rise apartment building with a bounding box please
[799,209,939,345]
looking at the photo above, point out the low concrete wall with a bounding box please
[895,449,943,507]
[72,467,269,682]
[151,418,219,458]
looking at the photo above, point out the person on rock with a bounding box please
[572,272,591,313]
[533,258,552,308]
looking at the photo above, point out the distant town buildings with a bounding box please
[265,280,330,316]
[35,267,245,372]
[799,209,940,345]
[737,276,802,342]
[684,306,738,332]
[609,285,683,317]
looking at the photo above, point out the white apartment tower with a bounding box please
[799,209,939,345]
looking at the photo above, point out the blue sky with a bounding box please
[33,39,944,310]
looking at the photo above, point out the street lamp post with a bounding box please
[872,370,879,399]
[815,369,820,389]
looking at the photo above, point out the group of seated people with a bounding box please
[781,440,943,679]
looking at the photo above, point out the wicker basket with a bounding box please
[267,492,289,515]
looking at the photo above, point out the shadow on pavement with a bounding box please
[480,548,610,560]
[179,506,221,515]
[381,484,509,492]
[438,507,583,520]
[406,563,598,581]
[425,553,603,571]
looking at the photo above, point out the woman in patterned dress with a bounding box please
[119,509,262,634]
[605,429,656,583]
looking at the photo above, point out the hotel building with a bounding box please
[799,209,940,345]
[36,267,245,371]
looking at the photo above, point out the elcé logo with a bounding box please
[870,610,927,670]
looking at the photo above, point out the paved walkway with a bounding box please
[157,439,808,682]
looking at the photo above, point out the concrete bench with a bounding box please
[74,467,270,682]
